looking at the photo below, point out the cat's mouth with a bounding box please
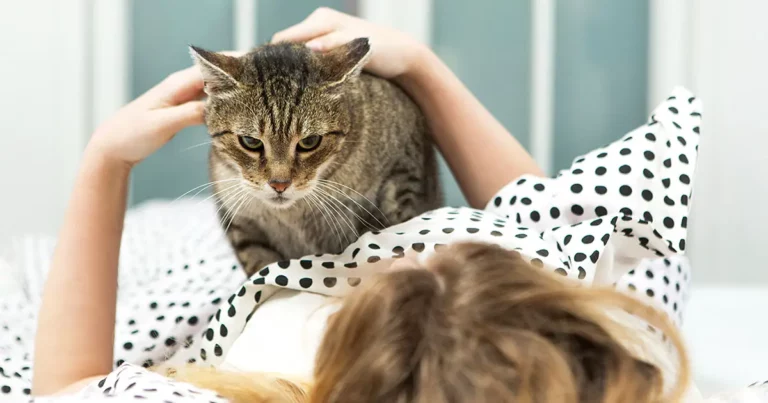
[269,195,290,205]
[238,181,299,208]
[263,193,300,209]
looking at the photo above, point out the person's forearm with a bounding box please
[398,49,543,209]
[33,150,130,395]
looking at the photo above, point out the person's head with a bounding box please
[173,242,689,402]
[311,242,689,402]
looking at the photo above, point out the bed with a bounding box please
[683,286,768,395]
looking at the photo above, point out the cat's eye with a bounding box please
[297,135,322,151]
[239,136,263,151]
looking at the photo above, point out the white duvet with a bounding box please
[1,87,766,402]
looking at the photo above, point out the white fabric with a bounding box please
[221,289,335,378]
[0,199,247,401]
[195,87,700,370]
[2,87,763,402]
[34,364,229,403]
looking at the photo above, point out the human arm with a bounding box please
[32,67,205,395]
[398,50,543,208]
[272,8,543,208]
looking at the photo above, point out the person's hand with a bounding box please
[272,7,429,81]
[87,66,205,168]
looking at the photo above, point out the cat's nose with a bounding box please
[268,180,291,194]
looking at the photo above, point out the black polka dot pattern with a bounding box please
[192,88,703,367]
[485,87,700,322]
[82,363,229,402]
[0,199,251,401]
[0,88,700,400]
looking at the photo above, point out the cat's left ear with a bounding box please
[317,38,371,88]
[189,45,243,95]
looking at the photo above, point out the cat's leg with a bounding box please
[225,220,283,277]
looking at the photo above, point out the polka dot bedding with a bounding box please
[192,87,700,370]
[2,86,753,402]
[34,364,229,403]
[1,200,247,402]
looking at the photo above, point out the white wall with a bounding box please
[0,1,127,246]
[1,1,765,280]
[0,1,91,242]
[647,0,768,392]
[685,0,768,284]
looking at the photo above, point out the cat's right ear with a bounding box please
[189,45,242,95]
[317,38,372,89]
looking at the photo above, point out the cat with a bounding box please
[190,38,441,276]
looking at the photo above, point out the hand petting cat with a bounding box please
[274,8,542,208]
[33,66,205,395]
[271,7,429,82]
[87,66,205,168]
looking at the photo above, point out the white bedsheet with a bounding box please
[684,286,768,395]
[1,231,765,397]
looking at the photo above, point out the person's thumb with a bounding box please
[153,101,205,137]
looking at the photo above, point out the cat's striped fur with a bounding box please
[191,39,441,276]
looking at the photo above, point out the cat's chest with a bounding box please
[250,194,382,259]
[258,212,331,257]
[248,201,364,259]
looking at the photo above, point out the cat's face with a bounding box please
[191,40,370,208]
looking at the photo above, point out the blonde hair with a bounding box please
[160,365,309,402]
[170,242,689,403]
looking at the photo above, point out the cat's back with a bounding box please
[355,73,424,121]
[342,72,441,223]
[350,73,430,150]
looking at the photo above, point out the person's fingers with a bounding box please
[139,66,205,108]
[161,67,206,106]
[271,7,339,44]
[152,101,205,136]
[305,31,356,51]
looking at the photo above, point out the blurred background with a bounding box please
[1,0,767,393]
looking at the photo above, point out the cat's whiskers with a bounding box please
[224,191,251,233]
[301,198,321,228]
[208,185,243,213]
[313,185,380,233]
[304,195,334,242]
[198,181,244,206]
[315,192,352,247]
[313,190,358,240]
[313,182,386,231]
[174,178,242,203]
[306,193,344,249]
[219,196,248,232]
[218,195,240,228]
[215,189,246,225]
[316,179,390,225]
[213,185,249,227]
[219,188,246,226]
[180,140,214,152]
[314,191,363,243]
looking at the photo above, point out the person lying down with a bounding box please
[2,8,766,403]
[68,242,697,403]
[12,80,761,402]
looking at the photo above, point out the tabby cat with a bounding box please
[190,38,441,276]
